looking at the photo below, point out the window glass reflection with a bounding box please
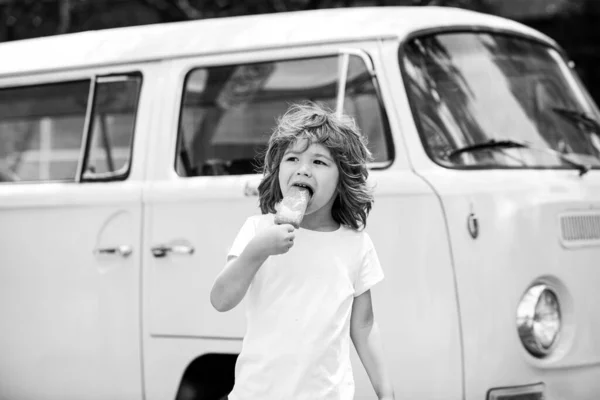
[177,55,391,177]
[402,33,600,169]
[0,81,89,182]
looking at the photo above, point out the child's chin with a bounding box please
[303,207,316,216]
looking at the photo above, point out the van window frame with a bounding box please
[174,50,395,178]
[80,72,143,183]
[0,71,143,184]
[398,26,600,172]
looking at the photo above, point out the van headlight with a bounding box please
[516,284,561,357]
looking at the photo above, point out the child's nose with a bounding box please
[295,162,312,177]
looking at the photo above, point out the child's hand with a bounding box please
[252,224,296,257]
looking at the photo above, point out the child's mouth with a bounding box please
[292,183,314,197]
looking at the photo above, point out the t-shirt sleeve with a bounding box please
[354,234,384,297]
[227,217,257,260]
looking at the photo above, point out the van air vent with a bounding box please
[559,211,600,248]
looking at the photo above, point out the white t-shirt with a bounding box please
[226,214,384,400]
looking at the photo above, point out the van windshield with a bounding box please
[401,32,600,170]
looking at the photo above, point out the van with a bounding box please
[1,6,599,400]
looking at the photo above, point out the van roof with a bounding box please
[0,6,555,77]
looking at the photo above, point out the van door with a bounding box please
[401,31,600,398]
[141,46,397,400]
[0,73,146,400]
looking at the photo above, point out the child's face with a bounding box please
[278,139,340,217]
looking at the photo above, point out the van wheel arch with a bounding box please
[175,353,238,400]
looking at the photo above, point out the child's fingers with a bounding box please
[284,232,295,250]
[279,223,295,232]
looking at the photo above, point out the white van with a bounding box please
[1,6,599,400]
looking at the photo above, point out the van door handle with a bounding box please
[151,244,195,258]
[94,245,133,258]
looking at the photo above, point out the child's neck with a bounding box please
[300,213,339,232]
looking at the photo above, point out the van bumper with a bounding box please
[487,383,544,400]
[483,363,600,400]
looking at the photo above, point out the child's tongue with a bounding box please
[294,186,312,197]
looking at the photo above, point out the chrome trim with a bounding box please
[94,245,133,258]
[96,76,133,84]
[336,48,377,118]
[80,74,141,182]
[488,382,545,400]
[81,165,130,181]
[516,284,561,357]
[151,244,195,258]
[75,78,97,182]
[335,52,350,117]
[338,47,376,73]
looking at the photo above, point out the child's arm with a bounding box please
[350,290,394,400]
[210,223,295,312]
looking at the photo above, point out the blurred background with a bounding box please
[1,0,600,103]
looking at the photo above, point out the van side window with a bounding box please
[0,74,141,183]
[0,81,89,182]
[82,75,142,180]
[176,55,391,177]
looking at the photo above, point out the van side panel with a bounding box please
[421,169,600,400]
[368,38,463,399]
[140,168,462,399]
[0,184,144,400]
[352,169,463,400]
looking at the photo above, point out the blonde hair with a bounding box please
[258,102,374,230]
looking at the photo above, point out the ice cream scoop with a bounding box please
[274,186,311,229]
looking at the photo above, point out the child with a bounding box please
[210,103,394,400]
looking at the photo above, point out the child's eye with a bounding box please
[285,156,298,162]
[314,160,327,166]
